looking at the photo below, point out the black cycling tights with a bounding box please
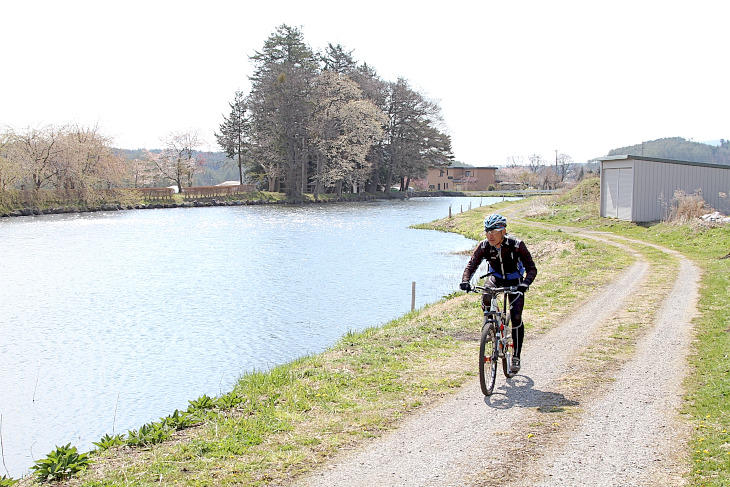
[511,315,524,358]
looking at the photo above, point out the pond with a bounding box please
[0,195,510,477]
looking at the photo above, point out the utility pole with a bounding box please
[555,149,558,172]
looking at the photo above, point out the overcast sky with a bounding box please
[2,0,728,165]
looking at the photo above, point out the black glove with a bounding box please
[460,281,472,292]
[517,283,529,293]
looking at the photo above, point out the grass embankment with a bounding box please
[14,180,728,486]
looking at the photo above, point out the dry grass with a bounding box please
[666,189,714,224]
[523,199,552,218]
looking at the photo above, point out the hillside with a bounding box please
[607,136,730,165]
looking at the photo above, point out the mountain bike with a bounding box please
[467,278,523,396]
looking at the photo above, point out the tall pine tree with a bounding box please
[216,90,250,185]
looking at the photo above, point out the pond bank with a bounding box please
[0,190,476,218]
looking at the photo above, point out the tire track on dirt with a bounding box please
[523,243,699,487]
[292,236,650,487]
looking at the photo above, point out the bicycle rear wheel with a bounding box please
[479,322,498,396]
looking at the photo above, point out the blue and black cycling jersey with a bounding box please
[462,235,538,286]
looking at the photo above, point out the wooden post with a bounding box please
[449,206,452,218]
[411,282,416,312]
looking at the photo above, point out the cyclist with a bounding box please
[460,213,537,373]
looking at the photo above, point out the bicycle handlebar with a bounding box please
[463,271,523,295]
[469,284,521,294]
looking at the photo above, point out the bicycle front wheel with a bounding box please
[479,323,498,396]
[501,327,516,379]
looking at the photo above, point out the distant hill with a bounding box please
[607,137,730,165]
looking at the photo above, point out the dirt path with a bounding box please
[292,228,699,487]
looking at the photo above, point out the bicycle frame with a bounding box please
[480,286,519,354]
[469,279,523,395]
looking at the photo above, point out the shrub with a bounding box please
[161,409,199,430]
[216,391,244,409]
[187,394,215,411]
[30,444,90,482]
[92,433,125,451]
[667,190,713,224]
[125,422,172,447]
[0,475,19,486]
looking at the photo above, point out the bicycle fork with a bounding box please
[497,321,514,358]
[483,313,512,362]
[495,318,513,359]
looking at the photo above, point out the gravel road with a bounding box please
[292,230,699,487]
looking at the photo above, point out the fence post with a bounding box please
[411,282,416,312]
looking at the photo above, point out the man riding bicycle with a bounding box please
[460,214,537,373]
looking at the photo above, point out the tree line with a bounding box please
[0,124,215,205]
[608,136,730,165]
[215,24,453,197]
[0,124,127,199]
[495,152,592,190]
[1,24,453,203]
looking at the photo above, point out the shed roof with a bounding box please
[449,166,499,170]
[598,154,730,170]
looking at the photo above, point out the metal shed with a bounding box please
[599,155,730,222]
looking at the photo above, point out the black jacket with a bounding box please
[462,235,537,286]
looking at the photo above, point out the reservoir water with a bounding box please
[0,195,507,478]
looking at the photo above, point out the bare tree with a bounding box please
[3,124,128,206]
[56,124,126,192]
[128,157,158,188]
[538,166,560,190]
[528,154,543,174]
[348,63,388,193]
[505,155,524,168]
[556,152,573,182]
[0,129,21,191]
[11,125,65,190]
[151,130,203,192]
[310,71,385,197]
[497,166,529,188]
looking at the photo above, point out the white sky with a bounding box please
[2,0,728,165]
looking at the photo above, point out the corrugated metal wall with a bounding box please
[601,156,730,222]
[633,160,730,222]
